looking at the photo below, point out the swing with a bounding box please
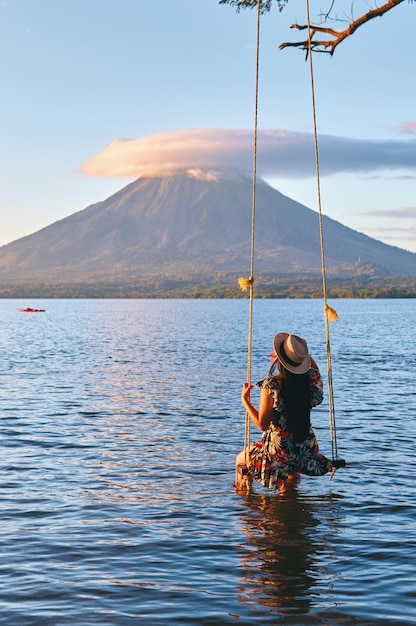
[236,0,345,491]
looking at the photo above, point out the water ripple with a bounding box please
[0,298,415,624]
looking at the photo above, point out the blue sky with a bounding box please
[1,0,415,251]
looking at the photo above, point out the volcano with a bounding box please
[0,169,415,297]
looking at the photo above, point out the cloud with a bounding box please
[362,207,416,218]
[372,226,416,234]
[79,128,416,180]
[367,225,416,247]
[398,122,416,134]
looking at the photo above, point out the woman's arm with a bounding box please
[241,383,274,431]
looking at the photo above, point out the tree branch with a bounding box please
[218,0,288,13]
[279,0,406,55]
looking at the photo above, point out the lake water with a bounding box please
[1,298,415,625]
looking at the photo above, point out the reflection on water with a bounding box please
[236,481,352,624]
[237,483,321,616]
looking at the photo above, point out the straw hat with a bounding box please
[273,333,311,375]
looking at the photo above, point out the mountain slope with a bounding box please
[0,170,415,295]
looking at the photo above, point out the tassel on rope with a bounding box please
[325,304,339,323]
[238,276,254,292]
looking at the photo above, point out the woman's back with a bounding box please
[279,369,312,443]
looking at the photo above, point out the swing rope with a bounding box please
[240,0,343,474]
[242,0,262,460]
[305,0,340,464]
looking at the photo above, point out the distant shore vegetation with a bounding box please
[1,273,416,298]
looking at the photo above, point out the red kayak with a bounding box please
[19,308,46,313]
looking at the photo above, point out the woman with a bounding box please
[237,332,331,491]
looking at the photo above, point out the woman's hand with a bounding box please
[241,382,253,407]
[241,382,272,432]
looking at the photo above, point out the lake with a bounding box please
[0,298,415,625]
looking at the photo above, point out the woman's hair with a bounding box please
[270,359,311,442]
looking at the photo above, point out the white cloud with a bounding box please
[79,128,416,180]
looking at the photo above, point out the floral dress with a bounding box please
[248,368,330,490]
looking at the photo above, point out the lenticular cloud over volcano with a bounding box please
[79,128,293,179]
[79,127,416,180]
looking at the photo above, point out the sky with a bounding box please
[1,0,415,252]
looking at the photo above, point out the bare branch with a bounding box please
[280,0,406,55]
